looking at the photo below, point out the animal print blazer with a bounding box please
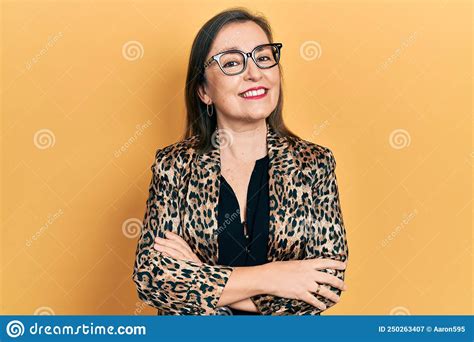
[132,123,349,315]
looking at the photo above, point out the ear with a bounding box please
[197,83,211,105]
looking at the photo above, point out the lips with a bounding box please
[239,86,268,96]
[238,86,269,98]
[240,90,268,100]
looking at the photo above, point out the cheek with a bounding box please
[269,70,281,87]
[269,77,280,99]
[211,77,240,100]
[272,75,281,98]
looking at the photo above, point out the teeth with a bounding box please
[241,88,266,97]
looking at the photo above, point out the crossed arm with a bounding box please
[153,231,260,312]
[132,147,348,315]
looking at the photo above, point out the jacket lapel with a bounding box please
[265,125,297,261]
[192,123,297,265]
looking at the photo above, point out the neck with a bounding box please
[216,118,268,163]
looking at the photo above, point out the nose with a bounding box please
[243,57,263,81]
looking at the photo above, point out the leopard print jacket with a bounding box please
[132,123,349,315]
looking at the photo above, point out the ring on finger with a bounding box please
[315,282,322,295]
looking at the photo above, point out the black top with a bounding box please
[217,154,270,315]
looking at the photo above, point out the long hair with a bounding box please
[183,7,299,154]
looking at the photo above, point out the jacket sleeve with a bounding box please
[249,147,349,315]
[132,148,234,315]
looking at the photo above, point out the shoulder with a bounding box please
[151,135,199,179]
[289,136,336,172]
[288,137,338,189]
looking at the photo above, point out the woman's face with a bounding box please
[198,21,280,123]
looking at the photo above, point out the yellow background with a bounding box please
[1,0,472,315]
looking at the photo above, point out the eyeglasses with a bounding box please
[203,43,283,76]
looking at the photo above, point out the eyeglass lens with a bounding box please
[219,45,280,75]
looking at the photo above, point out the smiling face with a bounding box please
[198,21,281,124]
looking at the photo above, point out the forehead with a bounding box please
[209,21,270,55]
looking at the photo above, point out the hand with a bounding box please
[153,231,202,265]
[261,258,348,310]
[227,298,259,313]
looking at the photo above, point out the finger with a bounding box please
[300,292,327,310]
[164,231,194,254]
[154,244,187,260]
[309,258,347,270]
[313,271,346,291]
[154,240,201,264]
[155,237,187,256]
[311,282,340,303]
[191,255,203,264]
[155,243,197,263]
[154,243,181,257]
[155,234,191,254]
[155,235,202,264]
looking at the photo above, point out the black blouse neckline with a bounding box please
[220,154,269,184]
[255,154,269,163]
[217,153,270,315]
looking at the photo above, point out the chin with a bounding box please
[243,111,271,122]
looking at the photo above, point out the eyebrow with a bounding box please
[215,46,240,54]
[214,43,268,55]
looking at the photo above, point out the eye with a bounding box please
[258,56,270,62]
[223,61,241,68]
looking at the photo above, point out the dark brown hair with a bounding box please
[183,7,299,154]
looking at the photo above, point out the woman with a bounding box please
[132,7,349,316]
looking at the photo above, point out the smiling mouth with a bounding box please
[239,88,268,99]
